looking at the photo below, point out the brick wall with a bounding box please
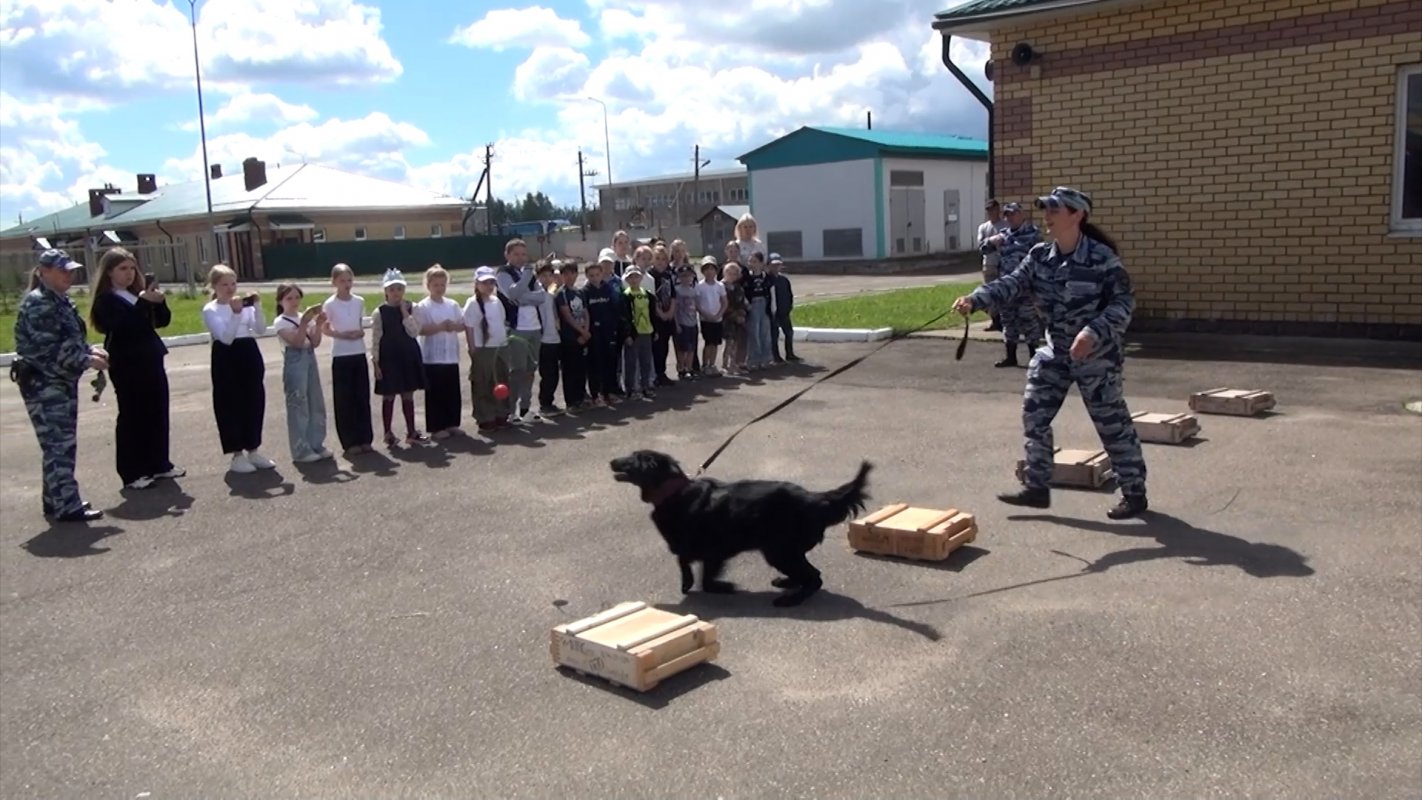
[988,0,1422,337]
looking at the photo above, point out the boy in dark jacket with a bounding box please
[768,253,799,362]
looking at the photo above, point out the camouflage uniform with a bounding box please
[13,278,97,518]
[967,188,1147,514]
[994,215,1044,358]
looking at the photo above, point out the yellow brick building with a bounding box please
[934,0,1422,337]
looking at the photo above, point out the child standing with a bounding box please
[463,266,513,432]
[742,251,774,370]
[414,264,465,439]
[371,269,428,446]
[583,257,620,407]
[536,261,565,417]
[620,262,656,400]
[555,260,590,409]
[696,256,727,377]
[322,264,375,455]
[200,264,276,473]
[767,254,799,363]
[720,262,749,375]
[274,284,333,462]
[672,265,700,380]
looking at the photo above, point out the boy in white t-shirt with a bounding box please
[535,261,565,417]
[695,256,727,377]
[320,263,375,455]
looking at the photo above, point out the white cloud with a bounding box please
[512,47,593,102]
[449,7,591,51]
[180,92,321,132]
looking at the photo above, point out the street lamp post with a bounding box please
[586,97,612,186]
[188,0,217,290]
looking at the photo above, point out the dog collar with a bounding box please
[648,476,690,508]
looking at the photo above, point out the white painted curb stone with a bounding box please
[793,327,894,343]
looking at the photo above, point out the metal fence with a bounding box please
[260,236,510,280]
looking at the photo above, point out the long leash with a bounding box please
[694,309,967,477]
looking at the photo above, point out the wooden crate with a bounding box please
[1189,387,1276,416]
[847,503,978,562]
[1015,448,1114,489]
[550,601,719,692]
[1131,411,1202,444]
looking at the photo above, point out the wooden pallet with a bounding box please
[1188,387,1276,416]
[1015,448,1114,489]
[1131,411,1202,444]
[847,503,978,562]
[550,601,719,692]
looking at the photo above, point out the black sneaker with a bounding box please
[997,486,1050,508]
[994,357,1018,368]
[1107,495,1148,519]
[55,507,104,523]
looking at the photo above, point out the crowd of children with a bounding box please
[199,214,800,472]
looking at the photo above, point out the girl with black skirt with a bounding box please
[371,269,429,446]
[321,263,375,456]
[89,247,185,490]
[414,264,464,439]
[201,264,276,474]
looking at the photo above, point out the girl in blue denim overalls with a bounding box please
[274,283,333,463]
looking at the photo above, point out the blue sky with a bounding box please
[0,0,990,227]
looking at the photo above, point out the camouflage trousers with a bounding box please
[21,380,84,515]
[1002,296,1043,347]
[1021,355,1146,496]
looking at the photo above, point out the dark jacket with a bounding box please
[91,292,171,365]
[770,273,793,317]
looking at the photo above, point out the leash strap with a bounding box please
[695,309,956,476]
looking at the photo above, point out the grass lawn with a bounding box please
[0,291,472,353]
[793,282,988,335]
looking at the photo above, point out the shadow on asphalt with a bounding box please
[107,480,195,521]
[553,663,733,710]
[853,545,991,573]
[22,524,125,558]
[656,589,942,642]
[223,469,297,500]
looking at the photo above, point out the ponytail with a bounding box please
[476,293,490,343]
[1080,219,1120,255]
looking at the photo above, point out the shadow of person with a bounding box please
[223,469,297,500]
[22,523,125,558]
[294,460,360,485]
[1007,511,1315,578]
[656,589,941,641]
[107,481,195,521]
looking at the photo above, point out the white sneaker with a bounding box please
[294,452,325,464]
[314,448,335,460]
[229,453,257,474]
[246,451,277,470]
[125,476,155,490]
[155,467,186,479]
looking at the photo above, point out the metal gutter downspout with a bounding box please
[154,218,179,284]
[941,34,995,197]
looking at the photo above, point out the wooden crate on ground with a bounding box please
[1131,411,1202,444]
[550,601,719,692]
[847,503,978,562]
[1015,448,1114,489]
[1189,388,1276,416]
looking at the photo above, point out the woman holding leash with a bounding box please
[953,186,1149,520]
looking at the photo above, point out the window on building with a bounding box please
[890,170,925,187]
[823,228,864,258]
[394,225,406,240]
[1394,64,1421,233]
[354,227,367,241]
[312,228,326,243]
[431,223,443,238]
[767,231,803,259]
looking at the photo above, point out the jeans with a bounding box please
[282,346,327,459]
[747,297,773,367]
[622,333,655,393]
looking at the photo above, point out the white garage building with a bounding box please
[736,126,989,260]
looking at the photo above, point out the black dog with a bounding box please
[610,450,872,606]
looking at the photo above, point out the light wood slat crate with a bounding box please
[847,503,978,562]
[1188,387,1276,416]
[1015,448,1114,489]
[550,601,719,692]
[1131,411,1202,444]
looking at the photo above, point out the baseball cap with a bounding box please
[769,253,784,264]
[1035,187,1092,213]
[38,249,81,270]
[381,268,406,288]
[475,266,498,282]
[700,255,718,267]
[597,248,616,264]
[1002,202,1022,214]
[624,266,644,278]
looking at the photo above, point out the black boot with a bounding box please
[986,312,1002,332]
[1107,494,1148,520]
[994,342,1018,368]
[997,486,1050,508]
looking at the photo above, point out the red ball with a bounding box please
[493,383,510,400]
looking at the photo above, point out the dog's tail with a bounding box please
[817,460,873,527]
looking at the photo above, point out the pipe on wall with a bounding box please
[941,34,995,198]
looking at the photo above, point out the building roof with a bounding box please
[0,163,468,240]
[933,0,1121,37]
[737,125,987,171]
[593,166,746,192]
[697,204,750,224]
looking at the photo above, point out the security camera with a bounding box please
[984,60,995,81]
[1011,43,1036,66]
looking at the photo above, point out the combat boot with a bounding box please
[1107,494,1148,520]
[997,486,1050,508]
[994,342,1018,368]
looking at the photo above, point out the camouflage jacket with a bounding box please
[13,283,94,383]
[968,234,1134,366]
[998,222,1041,274]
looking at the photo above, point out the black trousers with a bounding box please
[560,340,588,406]
[211,338,265,455]
[110,351,174,484]
[538,342,562,408]
[331,354,374,450]
[653,321,674,380]
[587,337,619,398]
[771,312,795,359]
[424,363,462,432]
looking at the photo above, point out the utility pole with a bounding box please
[690,145,710,228]
[483,143,495,233]
[577,149,599,241]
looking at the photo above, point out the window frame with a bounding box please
[354,226,368,241]
[1392,63,1421,235]
[393,224,406,240]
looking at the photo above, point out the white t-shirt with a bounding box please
[515,288,544,332]
[736,238,766,265]
[415,295,463,365]
[202,299,266,345]
[696,280,726,321]
[539,287,560,344]
[463,294,508,348]
[322,294,366,357]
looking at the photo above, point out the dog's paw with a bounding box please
[703,579,739,594]
[771,576,799,589]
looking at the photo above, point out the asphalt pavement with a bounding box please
[1,334,1419,798]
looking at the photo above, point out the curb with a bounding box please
[794,327,894,343]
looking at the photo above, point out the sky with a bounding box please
[0,0,991,227]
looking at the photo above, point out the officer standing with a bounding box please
[979,202,1043,367]
[976,199,1009,331]
[12,249,108,522]
[953,187,1148,520]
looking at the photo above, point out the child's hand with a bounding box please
[374,365,382,381]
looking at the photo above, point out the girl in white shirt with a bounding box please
[321,263,375,456]
[274,283,333,463]
[414,264,465,439]
[462,267,512,432]
[201,264,275,474]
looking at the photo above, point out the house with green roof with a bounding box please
[736,125,988,260]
